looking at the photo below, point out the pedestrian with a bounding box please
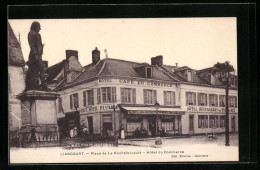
[120,124,125,139]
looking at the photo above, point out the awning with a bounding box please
[120,106,185,115]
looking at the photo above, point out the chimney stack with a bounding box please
[66,50,78,60]
[92,47,100,65]
[151,55,163,66]
[43,60,48,68]
[175,63,178,67]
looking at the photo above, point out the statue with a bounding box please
[24,21,50,91]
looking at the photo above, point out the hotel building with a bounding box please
[46,48,238,137]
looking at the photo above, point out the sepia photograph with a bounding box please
[8,17,239,163]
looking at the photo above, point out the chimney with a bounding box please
[66,50,78,60]
[175,63,178,67]
[151,55,163,66]
[92,47,100,65]
[43,60,48,68]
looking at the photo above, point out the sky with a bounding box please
[9,18,237,72]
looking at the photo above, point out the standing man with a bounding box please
[25,21,49,91]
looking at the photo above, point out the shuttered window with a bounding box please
[186,92,196,106]
[229,96,237,108]
[163,91,176,105]
[97,87,117,104]
[144,89,157,104]
[209,94,218,107]
[198,93,207,106]
[198,115,208,128]
[70,93,79,109]
[219,95,226,107]
[121,88,136,104]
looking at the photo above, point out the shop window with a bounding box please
[97,87,116,104]
[121,88,136,104]
[146,67,152,78]
[229,96,237,108]
[209,94,218,107]
[102,114,112,130]
[163,91,176,106]
[209,115,219,128]
[198,115,208,128]
[219,115,225,128]
[83,89,94,107]
[70,93,79,109]
[143,89,157,104]
[161,116,175,131]
[219,95,226,107]
[198,93,207,106]
[186,92,196,106]
[126,115,142,132]
[58,97,63,113]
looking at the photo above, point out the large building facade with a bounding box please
[46,48,238,137]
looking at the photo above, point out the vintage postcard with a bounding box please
[8,17,238,163]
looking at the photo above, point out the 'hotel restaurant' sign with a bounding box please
[187,106,236,113]
[98,78,173,87]
[80,104,118,114]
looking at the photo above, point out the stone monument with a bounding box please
[16,22,60,146]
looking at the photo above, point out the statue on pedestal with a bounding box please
[25,21,50,91]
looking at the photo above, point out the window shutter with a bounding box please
[83,91,86,107]
[228,96,231,107]
[193,93,196,105]
[172,92,175,105]
[205,94,208,106]
[120,88,124,103]
[92,90,95,105]
[205,116,208,128]
[235,96,237,108]
[186,92,189,106]
[143,90,147,104]
[153,90,157,103]
[132,88,136,104]
[163,91,167,105]
[97,88,101,104]
[70,95,73,109]
[216,95,218,107]
[198,93,201,105]
[112,87,116,102]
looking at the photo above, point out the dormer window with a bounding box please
[146,67,152,78]
[187,70,193,82]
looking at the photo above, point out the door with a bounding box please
[231,116,236,133]
[189,115,194,134]
[88,116,94,135]
[148,117,156,136]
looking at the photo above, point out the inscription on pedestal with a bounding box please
[36,100,57,124]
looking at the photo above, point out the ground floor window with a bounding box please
[219,115,225,128]
[198,115,208,128]
[161,122,173,131]
[127,122,142,132]
[209,115,219,128]
[126,115,142,132]
[102,114,112,130]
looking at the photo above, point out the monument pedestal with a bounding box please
[16,90,60,146]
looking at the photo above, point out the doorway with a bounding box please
[189,115,194,134]
[231,116,236,133]
[148,117,156,136]
[88,116,94,135]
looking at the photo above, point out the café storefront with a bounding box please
[119,105,185,137]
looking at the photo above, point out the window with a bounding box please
[121,88,136,104]
[58,97,63,113]
[83,90,94,106]
[229,96,237,108]
[164,91,176,105]
[70,93,79,109]
[187,70,193,82]
[219,95,226,107]
[143,89,157,104]
[102,114,112,130]
[162,122,174,131]
[209,94,218,107]
[198,93,207,106]
[219,115,225,128]
[186,92,196,106]
[97,87,116,104]
[198,115,208,128]
[126,115,142,132]
[146,67,152,78]
[209,115,219,128]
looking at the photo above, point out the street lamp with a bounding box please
[154,101,162,145]
[214,61,234,146]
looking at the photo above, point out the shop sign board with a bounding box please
[186,106,236,113]
[98,78,173,87]
[80,104,118,114]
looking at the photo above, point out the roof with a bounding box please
[8,22,25,66]
[45,60,66,83]
[55,58,179,90]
